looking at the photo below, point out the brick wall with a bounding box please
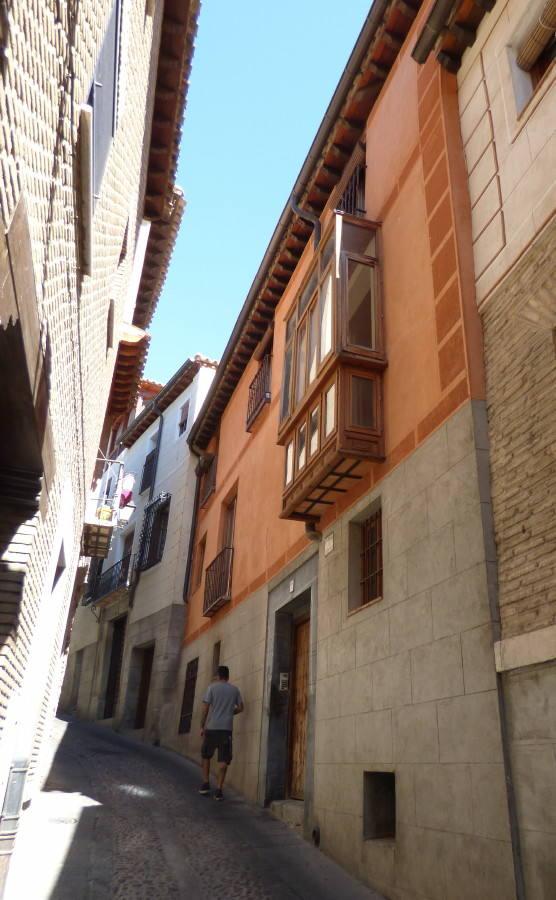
[456,0,556,641]
[481,219,556,640]
[0,0,164,796]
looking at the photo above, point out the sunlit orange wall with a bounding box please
[184,5,484,644]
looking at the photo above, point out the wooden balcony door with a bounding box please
[222,495,236,549]
[289,618,310,800]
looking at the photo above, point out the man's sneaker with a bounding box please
[199,782,210,795]
[214,788,224,801]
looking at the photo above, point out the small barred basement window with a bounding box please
[364,772,396,840]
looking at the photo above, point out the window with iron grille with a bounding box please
[178,400,190,437]
[137,493,171,571]
[178,657,198,734]
[88,0,122,204]
[337,163,366,218]
[348,504,383,611]
[360,508,383,605]
[140,447,157,494]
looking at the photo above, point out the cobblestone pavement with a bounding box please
[6,717,384,900]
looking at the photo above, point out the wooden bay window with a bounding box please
[278,212,386,521]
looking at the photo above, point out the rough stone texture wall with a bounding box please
[314,401,515,900]
[481,220,556,641]
[166,589,268,804]
[0,0,163,794]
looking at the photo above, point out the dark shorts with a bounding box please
[201,729,233,764]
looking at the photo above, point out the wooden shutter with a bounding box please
[91,0,121,199]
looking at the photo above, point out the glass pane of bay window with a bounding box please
[297,424,306,471]
[308,303,319,384]
[285,441,294,485]
[280,344,293,421]
[347,260,376,349]
[343,222,376,257]
[299,269,317,316]
[320,232,334,272]
[351,376,375,428]
[309,407,319,456]
[324,383,336,437]
[296,323,307,403]
[320,273,332,360]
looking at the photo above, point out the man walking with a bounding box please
[199,665,243,800]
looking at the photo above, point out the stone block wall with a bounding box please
[313,401,516,900]
[166,589,268,803]
[457,0,556,306]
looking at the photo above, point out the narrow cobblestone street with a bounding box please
[6,719,383,900]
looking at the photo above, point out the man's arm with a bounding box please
[200,700,210,735]
[233,691,244,715]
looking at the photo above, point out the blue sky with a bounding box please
[144,1,371,384]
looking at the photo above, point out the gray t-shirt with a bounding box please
[203,681,242,731]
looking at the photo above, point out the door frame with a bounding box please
[259,551,318,836]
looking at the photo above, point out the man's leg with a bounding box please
[216,762,228,790]
[199,733,213,793]
[202,757,211,782]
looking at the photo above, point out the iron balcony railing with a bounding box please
[203,546,233,617]
[337,163,366,218]
[89,553,133,604]
[199,454,217,508]
[246,354,272,431]
[140,448,157,494]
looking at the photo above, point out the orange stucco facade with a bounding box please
[185,10,485,646]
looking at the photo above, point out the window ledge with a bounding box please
[347,595,383,618]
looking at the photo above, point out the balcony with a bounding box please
[85,553,133,605]
[278,214,385,522]
[336,163,366,218]
[203,546,233,617]
[246,354,272,431]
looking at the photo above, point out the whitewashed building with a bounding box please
[60,357,216,743]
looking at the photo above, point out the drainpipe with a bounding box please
[148,406,164,502]
[182,446,203,602]
[289,195,321,250]
[411,0,461,64]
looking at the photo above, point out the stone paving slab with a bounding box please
[5,716,385,900]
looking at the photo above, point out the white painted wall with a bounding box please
[70,363,214,645]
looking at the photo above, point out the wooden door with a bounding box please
[104,615,127,719]
[289,619,310,800]
[134,644,154,729]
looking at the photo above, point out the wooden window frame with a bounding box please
[178,400,190,437]
[279,215,383,436]
[280,227,336,426]
[194,533,206,590]
[178,657,198,734]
